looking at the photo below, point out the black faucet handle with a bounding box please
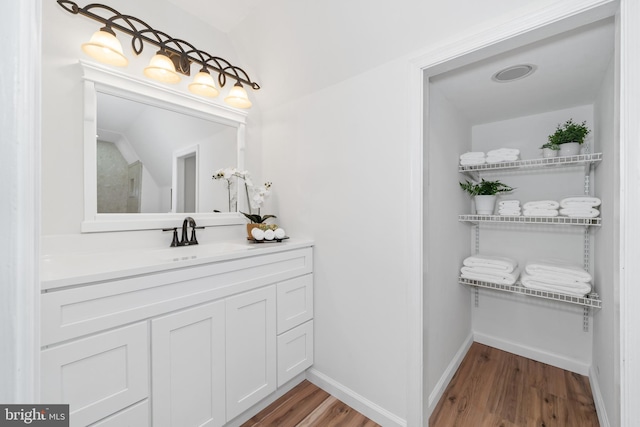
[162,227,179,247]
[189,226,205,245]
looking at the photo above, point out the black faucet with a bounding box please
[162,217,204,247]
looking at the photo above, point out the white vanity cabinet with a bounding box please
[40,244,313,427]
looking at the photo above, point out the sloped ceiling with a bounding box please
[165,0,566,109]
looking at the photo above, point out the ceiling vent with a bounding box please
[492,64,536,82]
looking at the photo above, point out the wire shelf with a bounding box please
[459,153,602,178]
[459,277,602,308]
[459,214,601,226]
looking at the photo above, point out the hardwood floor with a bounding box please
[241,380,381,427]
[430,342,600,427]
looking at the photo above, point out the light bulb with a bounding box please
[143,51,181,84]
[188,70,220,97]
[224,83,252,109]
[81,28,128,67]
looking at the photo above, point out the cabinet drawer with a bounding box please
[276,275,313,334]
[277,320,313,387]
[89,400,149,427]
[41,323,149,427]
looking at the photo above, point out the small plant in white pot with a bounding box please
[547,119,590,156]
[540,142,560,158]
[460,179,515,215]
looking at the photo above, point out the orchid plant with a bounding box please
[213,167,276,223]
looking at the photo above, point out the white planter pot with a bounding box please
[558,142,581,156]
[474,195,497,215]
[542,148,559,158]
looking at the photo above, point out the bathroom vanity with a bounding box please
[40,239,314,427]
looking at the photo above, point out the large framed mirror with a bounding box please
[81,61,248,232]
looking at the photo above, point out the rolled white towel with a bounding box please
[463,255,518,273]
[559,208,600,218]
[560,196,602,208]
[523,200,560,210]
[525,259,592,282]
[461,267,520,286]
[487,148,521,156]
[499,200,520,207]
[460,151,486,160]
[523,208,559,217]
[460,158,486,166]
[486,155,520,164]
[520,272,591,297]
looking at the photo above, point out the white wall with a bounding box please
[260,58,410,422]
[425,84,473,408]
[41,0,246,250]
[592,55,618,427]
[470,105,595,373]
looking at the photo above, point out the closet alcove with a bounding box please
[423,15,616,421]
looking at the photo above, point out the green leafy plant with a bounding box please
[540,142,560,150]
[547,119,590,145]
[241,212,277,224]
[459,179,514,196]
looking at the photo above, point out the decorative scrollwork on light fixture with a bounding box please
[57,0,260,108]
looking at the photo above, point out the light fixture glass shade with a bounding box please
[81,29,128,67]
[144,52,181,84]
[224,83,252,109]
[188,71,220,97]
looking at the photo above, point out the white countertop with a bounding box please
[41,238,314,291]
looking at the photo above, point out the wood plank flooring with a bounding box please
[430,342,600,427]
[241,380,381,427]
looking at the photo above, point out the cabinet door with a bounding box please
[225,286,276,421]
[151,301,226,427]
[277,274,313,334]
[277,320,314,387]
[41,322,148,427]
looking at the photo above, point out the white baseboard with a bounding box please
[474,332,590,375]
[305,368,406,427]
[427,333,474,417]
[589,366,610,427]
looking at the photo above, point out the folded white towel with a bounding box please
[487,148,521,156]
[560,197,602,208]
[523,208,559,217]
[559,208,600,218]
[460,152,486,159]
[523,200,560,210]
[499,200,520,207]
[520,272,591,297]
[499,210,521,216]
[463,255,518,273]
[525,259,592,282]
[486,155,520,164]
[460,158,486,166]
[461,267,520,286]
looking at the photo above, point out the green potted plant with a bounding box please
[547,119,590,156]
[540,141,560,158]
[460,179,514,215]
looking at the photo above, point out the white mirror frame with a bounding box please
[80,60,248,232]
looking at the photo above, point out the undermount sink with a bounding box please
[152,242,252,262]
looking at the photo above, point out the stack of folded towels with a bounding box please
[486,148,520,164]
[460,152,486,166]
[498,200,521,216]
[523,200,559,217]
[460,255,520,285]
[521,260,592,297]
[559,196,601,218]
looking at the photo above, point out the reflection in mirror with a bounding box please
[96,92,238,214]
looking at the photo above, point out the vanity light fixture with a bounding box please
[57,0,260,108]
